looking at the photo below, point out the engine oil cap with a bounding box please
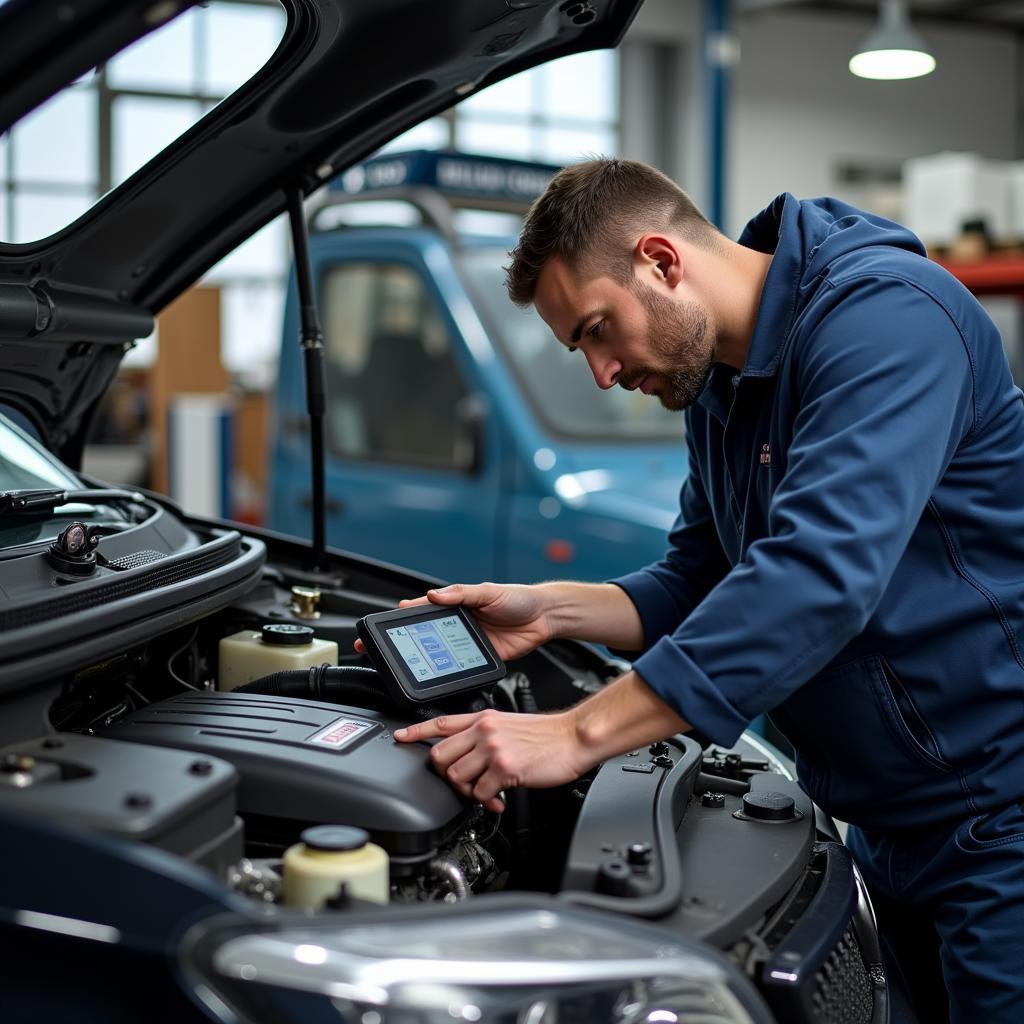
[301,825,370,852]
[740,790,796,822]
[262,623,315,646]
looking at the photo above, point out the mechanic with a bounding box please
[382,159,1024,1022]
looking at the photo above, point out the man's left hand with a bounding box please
[394,670,691,813]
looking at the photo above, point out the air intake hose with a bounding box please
[233,664,439,720]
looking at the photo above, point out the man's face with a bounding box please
[534,255,714,411]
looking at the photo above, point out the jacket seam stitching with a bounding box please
[870,657,954,773]
[958,815,1024,850]
[930,503,1014,814]
[959,773,981,816]
[927,499,1024,672]
[886,840,898,892]
[876,655,952,770]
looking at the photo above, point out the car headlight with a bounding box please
[182,899,772,1024]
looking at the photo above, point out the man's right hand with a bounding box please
[354,580,643,661]
[398,582,553,661]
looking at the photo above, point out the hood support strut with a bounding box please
[286,186,328,572]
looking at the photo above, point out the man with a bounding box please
[381,159,1024,1021]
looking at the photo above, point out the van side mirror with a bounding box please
[453,393,487,474]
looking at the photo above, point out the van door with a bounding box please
[276,255,501,582]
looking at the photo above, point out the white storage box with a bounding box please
[1007,162,1024,241]
[903,152,1013,248]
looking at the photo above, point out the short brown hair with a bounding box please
[505,158,720,307]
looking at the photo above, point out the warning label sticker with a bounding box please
[307,716,376,750]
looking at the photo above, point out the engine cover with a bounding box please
[101,691,468,859]
[0,733,241,874]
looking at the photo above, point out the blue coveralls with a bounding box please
[611,194,1024,1022]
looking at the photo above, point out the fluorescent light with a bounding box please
[849,48,935,80]
[850,0,936,81]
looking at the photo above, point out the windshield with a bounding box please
[0,412,125,548]
[0,415,80,492]
[460,249,684,442]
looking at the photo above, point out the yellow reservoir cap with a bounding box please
[282,825,389,908]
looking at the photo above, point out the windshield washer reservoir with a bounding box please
[218,625,339,691]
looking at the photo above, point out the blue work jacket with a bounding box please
[612,193,1024,831]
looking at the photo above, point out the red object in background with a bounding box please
[935,254,1024,298]
[231,504,265,527]
[545,539,575,564]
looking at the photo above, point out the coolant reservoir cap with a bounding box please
[301,825,369,852]
[261,623,315,646]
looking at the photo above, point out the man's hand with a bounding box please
[393,708,593,813]
[394,670,690,812]
[356,582,556,662]
[354,580,644,660]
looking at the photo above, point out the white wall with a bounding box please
[620,0,703,202]
[620,1,1018,238]
[731,9,1017,235]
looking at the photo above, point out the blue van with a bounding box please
[269,151,687,583]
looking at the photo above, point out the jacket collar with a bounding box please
[736,192,804,379]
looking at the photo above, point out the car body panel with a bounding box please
[270,208,686,583]
[273,232,509,581]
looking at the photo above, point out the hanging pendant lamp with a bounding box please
[849,0,936,80]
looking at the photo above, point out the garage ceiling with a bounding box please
[738,0,1024,33]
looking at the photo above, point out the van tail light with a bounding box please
[545,539,575,564]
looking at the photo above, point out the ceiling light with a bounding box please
[850,0,936,81]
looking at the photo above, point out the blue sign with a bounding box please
[334,150,560,204]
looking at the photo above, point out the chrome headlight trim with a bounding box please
[185,900,772,1024]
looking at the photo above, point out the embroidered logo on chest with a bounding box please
[759,443,771,466]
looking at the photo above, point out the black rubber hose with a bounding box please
[514,680,539,714]
[233,664,377,698]
[233,665,440,720]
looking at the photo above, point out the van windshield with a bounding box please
[460,249,684,441]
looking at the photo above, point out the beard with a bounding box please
[624,282,714,411]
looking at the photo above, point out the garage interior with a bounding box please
[4,0,1016,529]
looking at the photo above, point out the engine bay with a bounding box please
[0,506,883,1022]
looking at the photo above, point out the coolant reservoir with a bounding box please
[283,825,389,908]
[217,624,338,691]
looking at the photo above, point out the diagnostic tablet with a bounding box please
[357,604,506,705]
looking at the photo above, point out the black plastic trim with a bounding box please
[0,535,266,690]
[560,735,703,919]
[0,532,241,631]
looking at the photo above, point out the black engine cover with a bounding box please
[101,691,467,858]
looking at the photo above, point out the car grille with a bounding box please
[108,549,167,570]
[755,843,885,1024]
[811,922,874,1024]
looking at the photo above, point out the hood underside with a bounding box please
[0,0,643,464]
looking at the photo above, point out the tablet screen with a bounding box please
[386,614,489,687]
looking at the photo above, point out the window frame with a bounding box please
[317,256,481,475]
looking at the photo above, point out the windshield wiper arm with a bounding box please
[0,487,146,518]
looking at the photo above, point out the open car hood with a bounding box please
[0,0,644,465]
